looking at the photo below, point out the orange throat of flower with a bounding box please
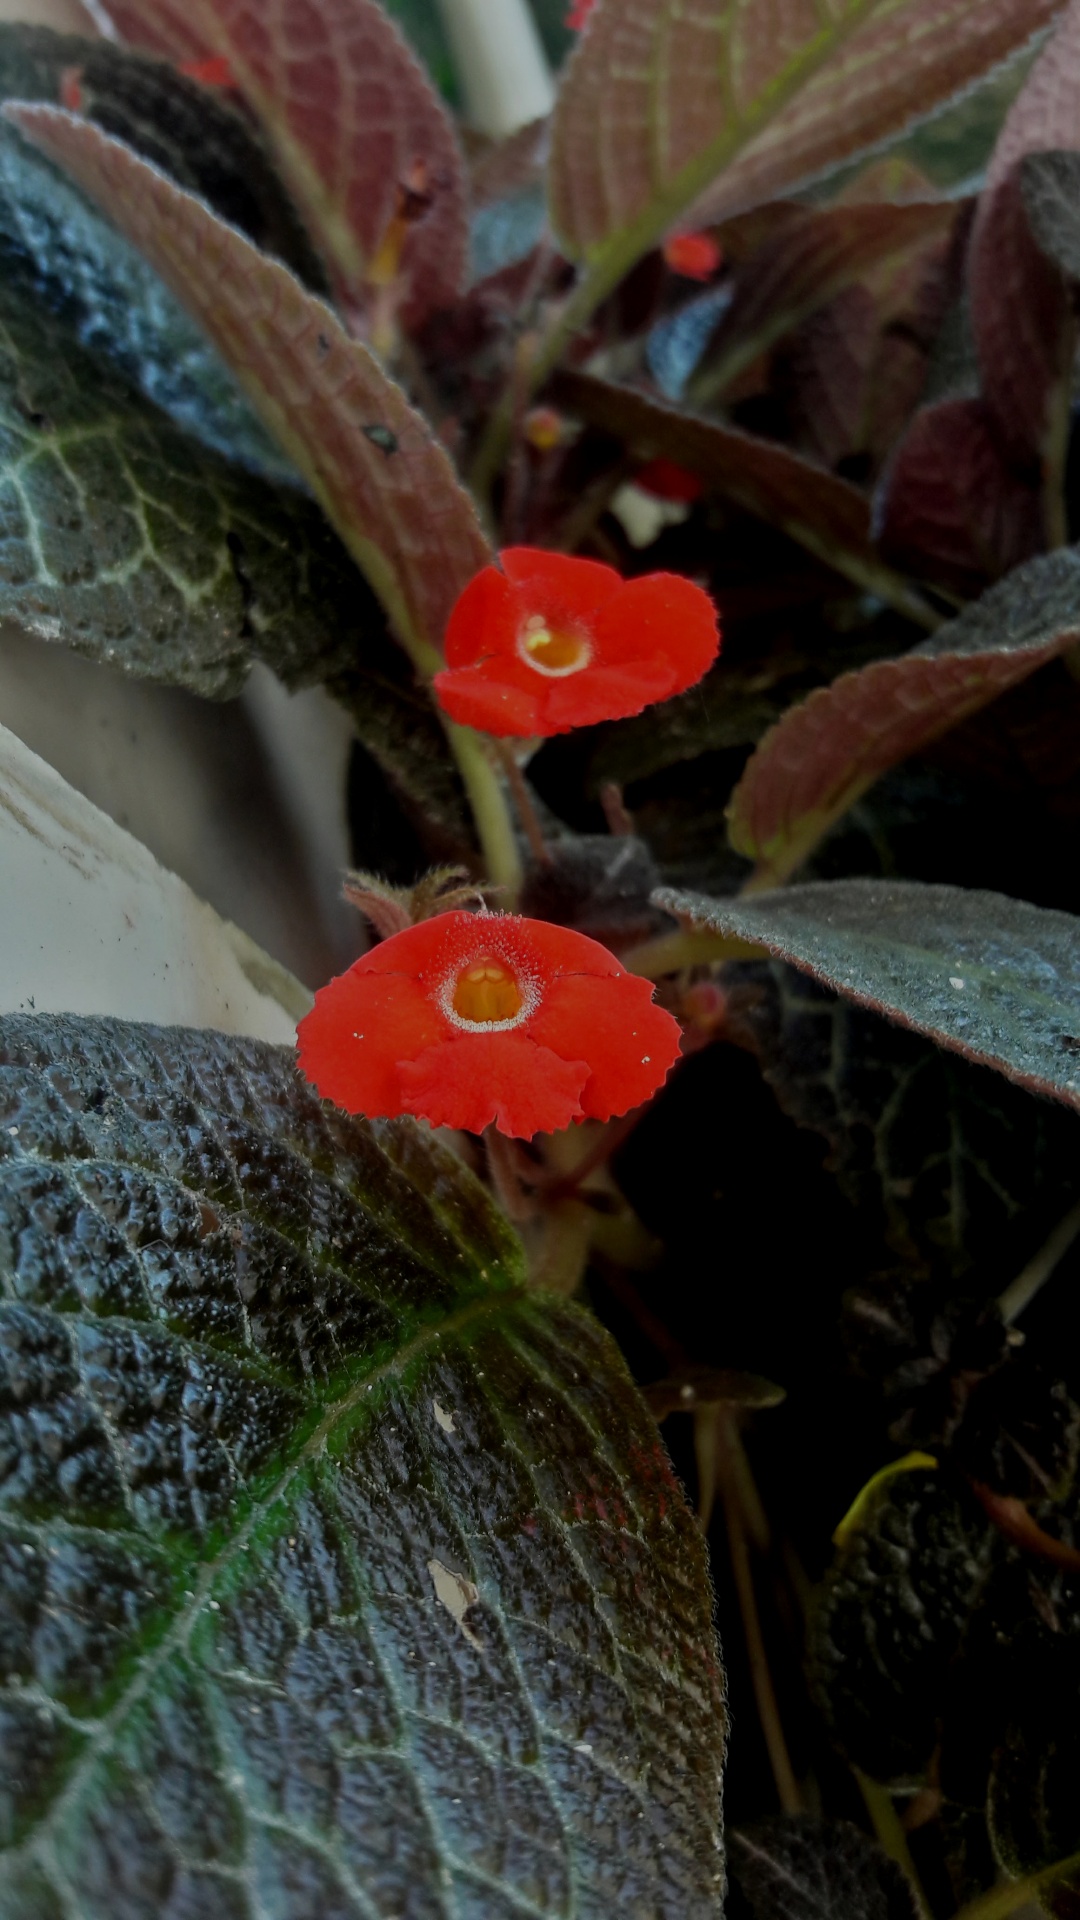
[519,614,591,677]
[452,958,524,1025]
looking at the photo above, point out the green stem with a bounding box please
[950,1852,1080,1920]
[623,927,765,977]
[854,1772,932,1920]
[444,720,524,904]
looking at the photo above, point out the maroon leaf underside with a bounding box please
[88,0,468,327]
[968,0,1080,466]
[727,550,1080,879]
[5,105,490,661]
[549,0,1063,259]
[877,397,1043,596]
[549,368,880,574]
[698,199,956,401]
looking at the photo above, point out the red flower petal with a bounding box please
[596,573,719,680]
[296,970,443,1116]
[528,975,682,1121]
[443,563,518,669]
[433,662,543,734]
[542,657,679,731]
[663,231,722,280]
[296,910,677,1138]
[435,549,721,739]
[399,1033,588,1135]
[634,457,704,504]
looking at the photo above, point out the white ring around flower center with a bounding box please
[437,947,541,1033]
[517,612,592,678]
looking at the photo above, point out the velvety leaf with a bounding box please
[548,369,935,624]
[691,199,955,407]
[812,1466,998,1778]
[658,877,1080,1113]
[0,1013,726,1916]
[1021,145,1080,279]
[468,116,549,211]
[88,0,468,329]
[724,548,1080,883]
[549,0,1059,265]
[728,1816,921,1920]
[0,118,287,479]
[877,396,1042,596]
[988,1663,1080,1915]
[0,22,323,286]
[721,958,1080,1277]
[8,106,492,663]
[0,246,363,697]
[968,0,1080,472]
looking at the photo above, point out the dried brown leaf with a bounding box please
[88,0,468,327]
[726,547,1080,882]
[6,105,490,662]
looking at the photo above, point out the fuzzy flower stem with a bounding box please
[442,720,524,904]
[495,741,551,867]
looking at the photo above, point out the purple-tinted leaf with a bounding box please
[877,396,1042,595]
[656,878,1080,1113]
[549,0,1060,265]
[5,105,491,663]
[692,199,955,406]
[549,368,935,624]
[1021,145,1080,279]
[968,0,1080,473]
[89,0,468,328]
[725,548,1080,883]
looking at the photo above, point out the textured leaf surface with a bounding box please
[968,0,1080,466]
[659,877,1080,1111]
[0,1014,726,1917]
[89,0,468,328]
[549,370,930,620]
[722,959,1080,1277]
[691,199,954,406]
[549,0,1059,263]
[877,396,1042,596]
[8,106,491,662]
[1021,146,1080,278]
[728,1816,920,1920]
[0,22,323,289]
[0,237,369,698]
[725,548,1080,881]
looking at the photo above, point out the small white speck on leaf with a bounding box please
[432,1398,456,1434]
[427,1558,482,1648]
[949,977,965,990]
[574,1742,593,1755]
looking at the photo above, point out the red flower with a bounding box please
[296,910,681,1138]
[179,55,236,88]
[634,457,704,504]
[565,0,597,27]
[663,231,722,280]
[432,547,719,738]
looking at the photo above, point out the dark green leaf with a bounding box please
[811,1468,997,1779]
[0,24,317,474]
[1021,147,1080,282]
[727,1816,921,1920]
[0,1014,726,1916]
[0,259,365,699]
[658,879,1080,1114]
[720,958,1080,1279]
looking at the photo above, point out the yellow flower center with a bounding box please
[452,958,524,1024]
[519,613,590,676]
